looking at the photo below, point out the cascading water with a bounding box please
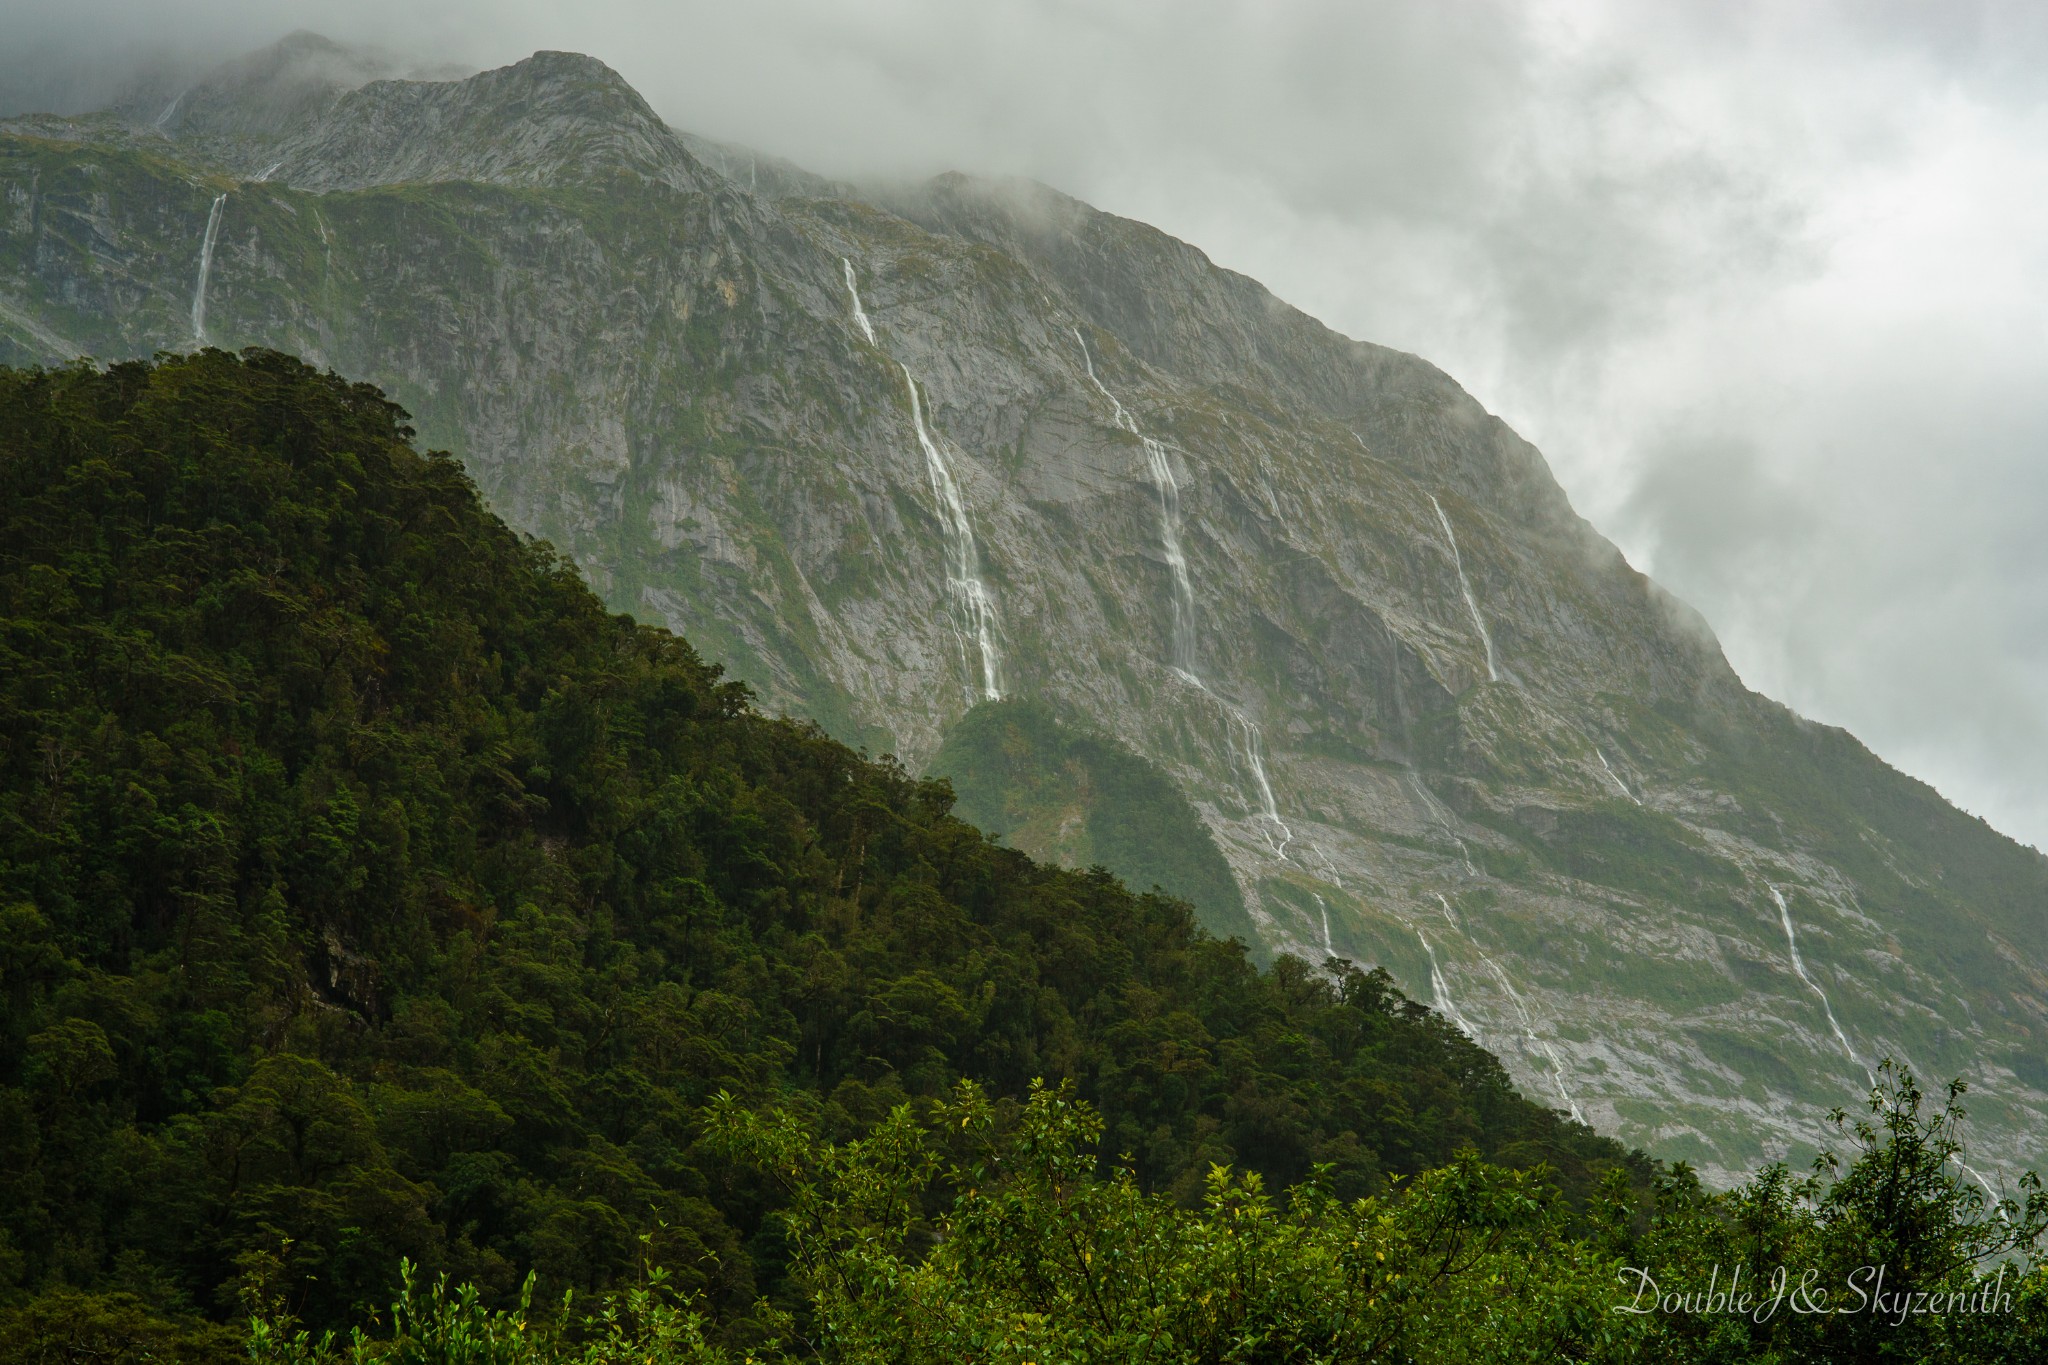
[1146,434,1199,675]
[1310,842,1345,888]
[255,161,283,183]
[1418,927,1480,1043]
[1075,328,1291,859]
[841,258,877,345]
[1597,748,1643,805]
[1313,892,1336,963]
[1075,329,1196,675]
[1428,494,1499,683]
[1226,706,1292,859]
[902,365,1004,703]
[836,256,1003,705]
[1437,894,1585,1122]
[190,193,226,346]
[1769,884,1868,1082]
[1409,772,1478,876]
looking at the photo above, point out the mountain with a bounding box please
[1,37,2043,1186]
[0,349,1629,1335]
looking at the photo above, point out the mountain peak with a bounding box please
[254,46,706,194]
[515,49,628,81]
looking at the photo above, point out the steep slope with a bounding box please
[0,40,2042,1186]
[0,350,1627,1335]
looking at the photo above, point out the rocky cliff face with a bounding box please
[4,39,2044,1185]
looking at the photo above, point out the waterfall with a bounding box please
[1769,884,1868,1082]
[1075,327,1291,859]
[1074,329,1196,675]
[1428,494,1499,683]
[1145,433,1198,675]
[841,258,877,345]
[838,256,1003,704]
[1310,842,1345,888]
[1227,705,1292,859]
[902,366,1003,703]
[1159,647,1291,859]
[1417,928,1481,1043]
[1409,771,1478,876]
[255,161,283,183]
[1597,748,1643,805]
[1314,893,1336,963]
[1438,894,1584,1122]
[190,193,226,346]
[155,89,185,129]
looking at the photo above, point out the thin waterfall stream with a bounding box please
[1769,884,1868,1082]
[839,258,1004,703]
[1418,926,1481,1043]
[1437,893,1585,1123]
[1429,494,1499,683]
[1409,771,1478,876]
[1598,749,1643,805]
[1075,328,1291,859]
[1075,328,1196,674]
[190,193,226,346]
[903,366,1004,703]
[841,258,877,345]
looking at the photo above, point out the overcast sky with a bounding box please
[8,0,2047,850]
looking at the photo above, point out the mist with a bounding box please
[6,0,2045,848]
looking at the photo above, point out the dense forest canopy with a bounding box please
[0,350,1642,1354]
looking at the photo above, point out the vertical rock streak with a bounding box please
[1429,493,1499,683]
[1075,328,1290,858]
[1769,884,1867,1082]
[190,193,226,345]
[902,365,1004,704]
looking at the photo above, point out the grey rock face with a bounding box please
[3,42,2044,1187]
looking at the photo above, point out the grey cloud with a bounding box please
[1619,429,1818,609]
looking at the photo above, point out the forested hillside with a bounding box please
[0,350,1634,1348]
